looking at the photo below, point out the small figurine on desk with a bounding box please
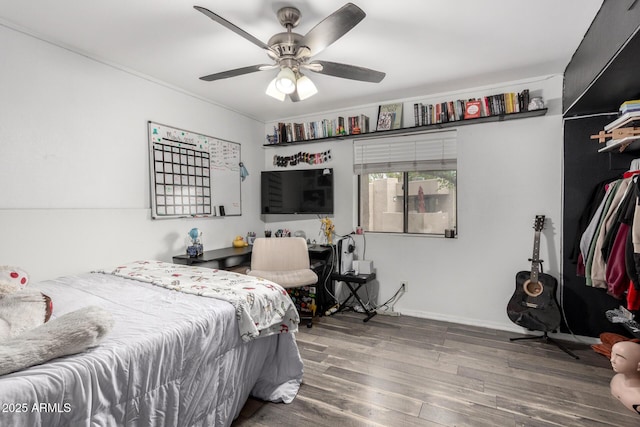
[232,235,248,248]
[321,217,334,245]
[246,231,256,245]
[610,340,640,415]
[186,228,203,257]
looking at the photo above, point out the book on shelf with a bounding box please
[337,116,346,135]
[286,123,293,142]
[519,89,530,112]
[269,89,537,143]
[269,113,371,143]
[464,100,482,119]
[410,88,533,128]
[376,111,394,131]
[348,116,358,134]
[278,122,287,143]
[377,103,403,129]
[359,114,370,133]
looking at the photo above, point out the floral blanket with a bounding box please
[98,260,299,341]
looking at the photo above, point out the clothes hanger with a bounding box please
[623,158,640,178]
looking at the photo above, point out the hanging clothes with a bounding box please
[631,177,640,311]
[574,159,640,315]
[570,178,612,267]
[602,182,636,263]
[605,180,637,299]
[584,179,624,287]
[580,180,619,279]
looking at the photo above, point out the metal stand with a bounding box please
[510,331,579,360]
[510,257,579,359]
[335,280,377,322]
[330,272,377,322]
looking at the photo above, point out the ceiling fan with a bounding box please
[194,3,386,102]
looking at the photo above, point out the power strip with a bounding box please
[376,309,400,317]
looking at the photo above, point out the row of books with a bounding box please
[413,89,532,126]
[268,114,371,144]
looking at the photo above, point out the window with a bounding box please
[354,131,457,235]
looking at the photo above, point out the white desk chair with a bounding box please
[247,237,318,327]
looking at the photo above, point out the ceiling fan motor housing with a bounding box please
[268,32,306,61]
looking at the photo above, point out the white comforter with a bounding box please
[101,260,300,341]
[0,270,304,427]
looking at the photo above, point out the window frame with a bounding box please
[356,168,457,236]
[354,130,457,236]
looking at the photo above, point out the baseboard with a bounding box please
[395,309,600,344]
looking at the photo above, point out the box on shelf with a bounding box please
[353,260,374,274]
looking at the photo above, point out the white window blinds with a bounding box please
[353,130,457,174]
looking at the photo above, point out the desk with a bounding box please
[173,244,335,312]
[330,272,377,322]
[173,245,332,270]
[173,246,252,269]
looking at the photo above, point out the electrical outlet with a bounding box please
[401,281,408,292]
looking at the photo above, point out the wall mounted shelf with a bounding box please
[264,108,548,147]
[594,111,640,153]
[598,136,640,153]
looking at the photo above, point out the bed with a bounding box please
[0,261,304,427]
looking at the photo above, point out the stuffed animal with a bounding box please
[0,266,114,376]
[0,266,52,340]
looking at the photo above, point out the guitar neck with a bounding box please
[530,230,541,281]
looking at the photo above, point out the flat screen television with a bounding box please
[261,168,334,215]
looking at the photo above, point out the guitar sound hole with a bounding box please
[523,280,543,297]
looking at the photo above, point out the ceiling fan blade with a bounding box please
[300,3,366,57]
[199,64,268,81]
[307,60,385,83]
[194,6,272,52]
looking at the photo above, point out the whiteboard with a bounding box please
[148,121,241,218]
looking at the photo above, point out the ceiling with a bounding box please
[0,0,603,123]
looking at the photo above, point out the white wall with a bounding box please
[0,22,566,335]
[264,75,564,333]
[0,25,264,282]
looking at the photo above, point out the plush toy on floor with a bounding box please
[0,266,113,376]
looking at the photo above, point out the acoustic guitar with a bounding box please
[507,215,562,332]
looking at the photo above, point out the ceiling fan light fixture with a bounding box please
[296,74,318,100]
[274,67,296,94]
[265,78,286,101]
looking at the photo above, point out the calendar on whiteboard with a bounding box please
[148,122,241,219]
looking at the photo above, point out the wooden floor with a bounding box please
[232,312,639,427]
